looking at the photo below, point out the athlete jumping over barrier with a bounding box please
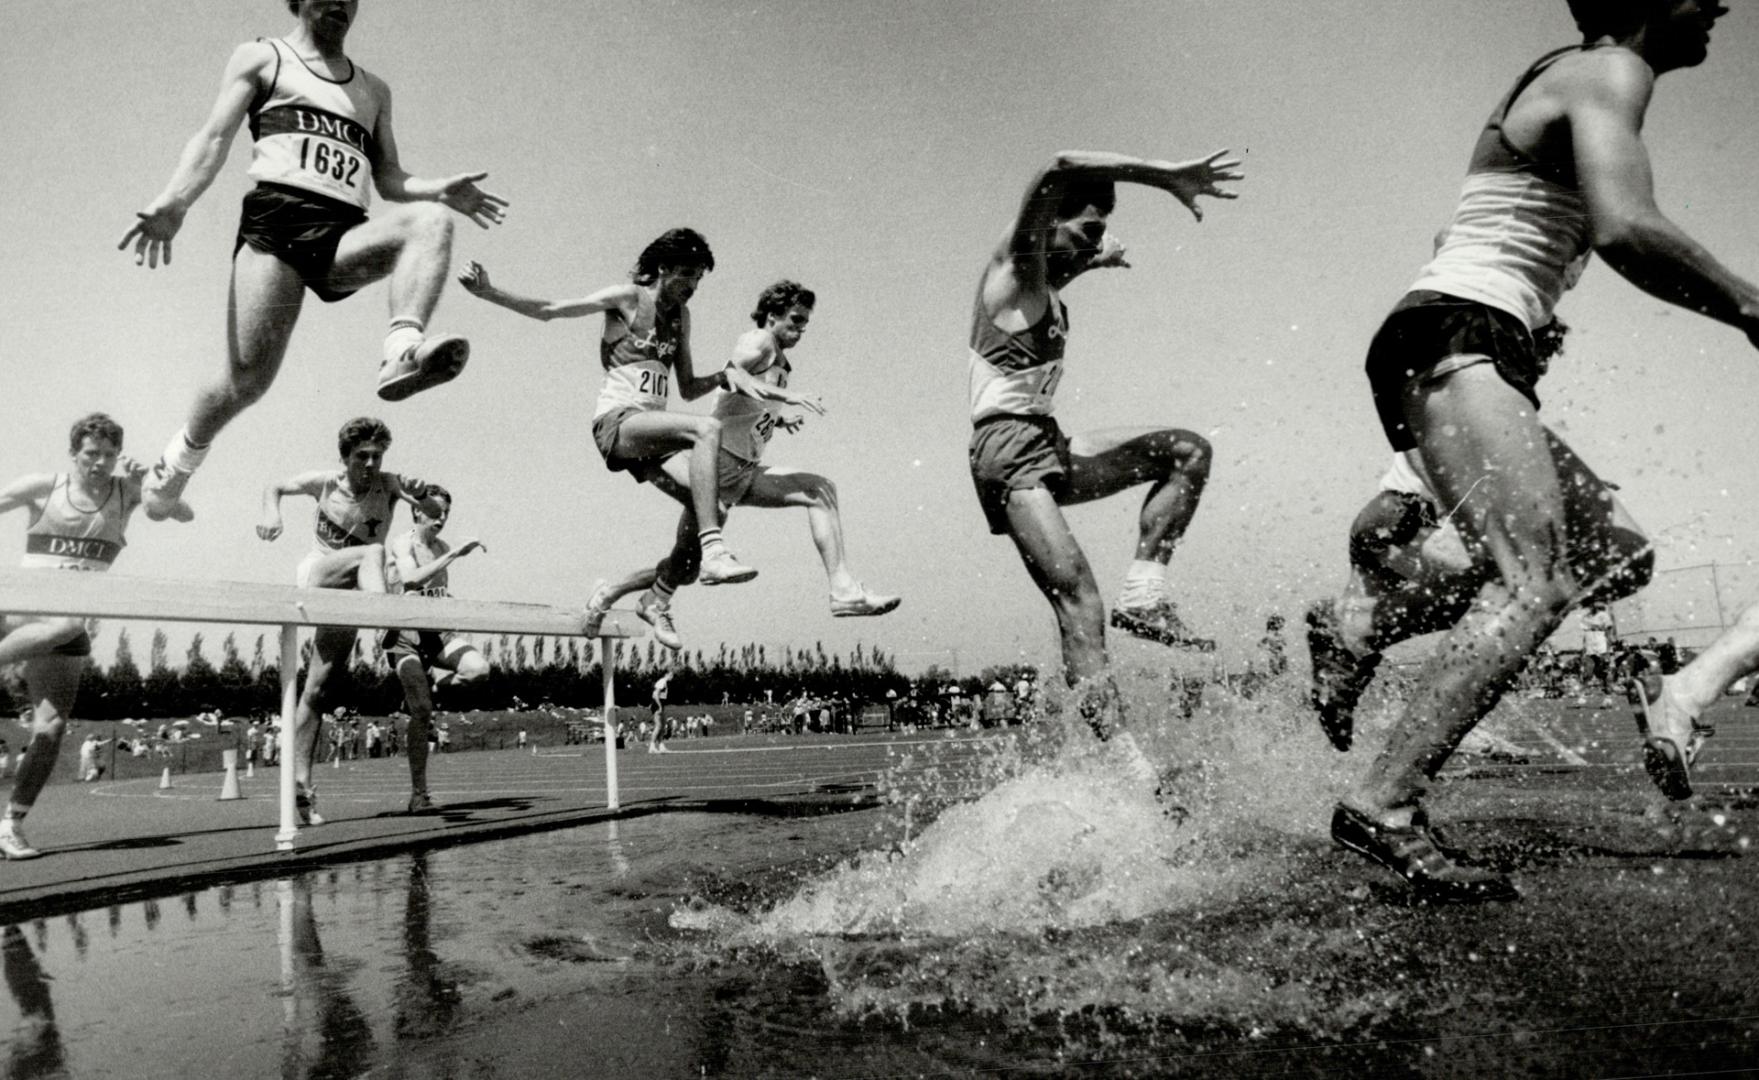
[459,229,758,650]
[384,485,489,813]
[0,415,172,859]
[967,150,1239,735]
[581,281,901,646]
[258,417,443,824]
[120,0,507,522]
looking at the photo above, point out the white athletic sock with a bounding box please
[164,428,209,474]
[649,580,677,604]
[699,528,727,555]
[384,319,425,365]
[1119,560,1167,606]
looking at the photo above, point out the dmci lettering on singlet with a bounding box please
[254,105,375,157]
[25,534,120,565]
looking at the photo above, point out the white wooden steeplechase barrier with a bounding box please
[0,570,642,851]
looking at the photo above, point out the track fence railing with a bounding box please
[0,570,641,850]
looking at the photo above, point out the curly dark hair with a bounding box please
[1566,0,1665,39]
[751,281,816,326]
[69,413,123,452]
[632,228,715,285]
[338,417,392,459]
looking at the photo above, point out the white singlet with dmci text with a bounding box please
[22,475,136,573]
[246,38,383,211]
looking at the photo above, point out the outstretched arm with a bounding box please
[119,41,272,268]
[386,474,445,519]
[721,333,827,414]
[1572,51,1759,342]
[257,471,329,541]
[392,534,486,591]
[457,261,637,323]
[998,149,1241,292]
[370,83,508,229]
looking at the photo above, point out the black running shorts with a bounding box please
[235,183,367,303]
[1365,291,1542,452]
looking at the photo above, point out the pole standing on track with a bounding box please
[276,624,299,850]
[603,646,619,810]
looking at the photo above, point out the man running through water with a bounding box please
[259,417,442,824]
[581,281,901,647]
[0,414,175,858]
[1331,0,1759,901]
[120,0,507,521]
[384,485,489,813]
[969,150,1239,734]
[1307,320,1650,750]
[459,229,757,648]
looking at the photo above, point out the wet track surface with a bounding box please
[4,688,1759,1078]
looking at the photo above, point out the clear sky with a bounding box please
[5,0,1759,674]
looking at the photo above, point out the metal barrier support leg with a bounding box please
[602,643,618,811]
[275,623,300,851]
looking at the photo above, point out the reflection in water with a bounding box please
[3,924,67,1079]
[278,877,375,1080]
[394,854,460,1042]
[606,819,630,878]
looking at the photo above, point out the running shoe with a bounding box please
[636,593,683,651]
[698,547,758,586]
[1331,803,1516,903]
[142,460,197,523]
[0,822,41,861]
[581,579,614,636]
[1109,600,1215,651]
[1306,600,1382,752]
[1630,674,1715,801]
[830,586,901,618]
[377,334,471,402]
[295,784,326,827]
[406,790,440,815]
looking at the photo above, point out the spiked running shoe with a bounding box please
[830,586,901,618]
[1631,674,1715,801]
[406,790,440,815]
[1331,803,1516,903]
[581,579,613,637]
[0,822,42,861]
[1306,600,1382,752]
[377,334,470,402]
[1109,600,1215,651]
[142,460,197,523]
[636,593,683,651]
[698,547,758,586]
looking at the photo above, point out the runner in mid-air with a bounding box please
[968,149,1240,735]
[581,280,900,646]
[1330,0,1758,902]
[459,229,758,649]
[121,0,506,521]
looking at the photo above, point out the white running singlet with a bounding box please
[246,39,383,211]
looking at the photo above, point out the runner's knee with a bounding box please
[1177,432,1213,479]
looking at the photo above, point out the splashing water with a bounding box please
[714,669,1362,940]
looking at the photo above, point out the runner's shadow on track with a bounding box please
[1474,816,1744,870]
[373,796,552,823]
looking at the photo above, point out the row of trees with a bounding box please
[1,627,922,720]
